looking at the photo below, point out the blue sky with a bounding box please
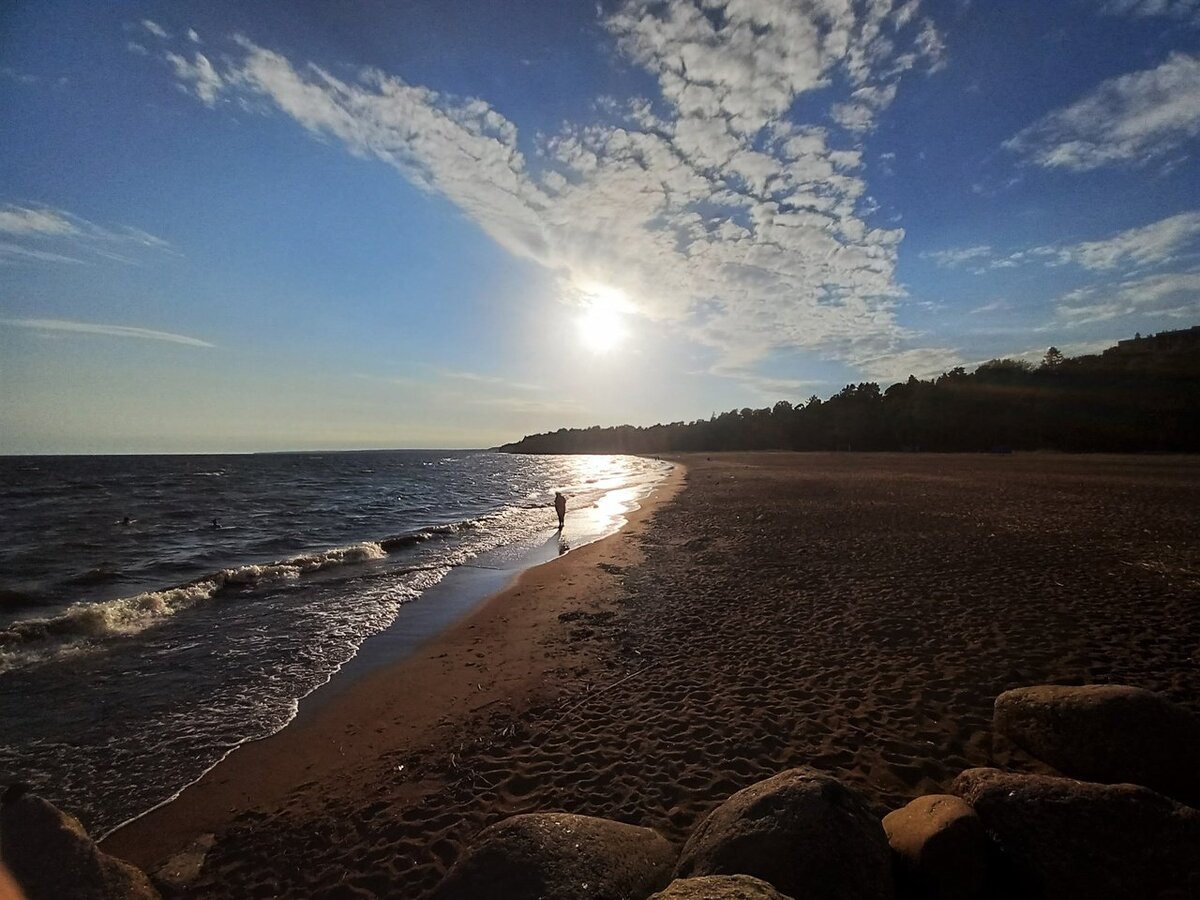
[2,0,1199,452]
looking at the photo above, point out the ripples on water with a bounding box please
[0,450,668,833]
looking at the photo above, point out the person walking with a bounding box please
[554,491,567,530]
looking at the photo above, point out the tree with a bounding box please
[1042,346,1065,369]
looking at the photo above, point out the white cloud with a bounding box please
[0,242,86,265]
[1100,0,1200,21]
[927,210,1200,275]
[141,19,169,39]
[922,244,992,268]
[1056,271,1200,324]
[3,319,214,347]
[0,204,173,265]
[969,298,1009,314]
[151,3,948,379]
[857,346,968,382]
[165,51,223,106]
[1053,211,1200,270]
[0,205,78,236]
[1006,52,1200,171]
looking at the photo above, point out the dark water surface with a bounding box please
[0,450,667,833]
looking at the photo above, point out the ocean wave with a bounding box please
[0,540,396,671]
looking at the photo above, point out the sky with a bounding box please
[2,0,1199,453]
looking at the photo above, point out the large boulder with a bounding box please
[650,874,792,898]
[953,767,1200,900]
[431,812,675,900]
[993,684,1200,806]
[0,785,159,900]
[882,795,987,900]
[675,768,893,900]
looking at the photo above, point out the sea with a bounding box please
[0,450,669,836]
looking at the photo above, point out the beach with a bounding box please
[101,453,1200,898]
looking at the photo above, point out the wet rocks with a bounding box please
[674,767,893,900]
[953,767,1200,900]
[882,794,987,900]
[994,684,1200,806]
[0,784,159,900]
[650,874,793,898]
[431,812,675,900]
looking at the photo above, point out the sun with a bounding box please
[576,283,629,355]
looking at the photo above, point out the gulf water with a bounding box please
[0,450,668,834]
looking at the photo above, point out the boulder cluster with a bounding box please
[2,684,1197,899]
[436,684,1200,900]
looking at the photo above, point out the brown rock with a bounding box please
[0,785,159,900]
[431,812,675,900]
[952,767,1200,900]
[882,794,987,900]
[994,684,1200,806]
[650,874,792,898]
[675,767,893,900]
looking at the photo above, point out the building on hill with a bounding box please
[1106,326,1200,356]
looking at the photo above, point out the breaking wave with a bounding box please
[0,522,475,672]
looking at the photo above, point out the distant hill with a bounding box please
[500,326,1200,454]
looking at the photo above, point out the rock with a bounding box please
[153,833,215,894]
[952,767,1200,900]
[650,874,793,898]
[675,767,893,900]
[994,684,1200,805]
[882,794,987,900]
[431,812,675,900]
[0,784,159,900]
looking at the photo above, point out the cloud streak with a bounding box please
[4,318,214,347]
[1006,52,1200,171]
[0,203,174,266]
[927,210,1200,274]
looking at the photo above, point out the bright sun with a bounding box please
[576,283,629,355]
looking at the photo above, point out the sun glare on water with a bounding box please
[577,283,629,355]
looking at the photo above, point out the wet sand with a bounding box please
[104,453,1200,898]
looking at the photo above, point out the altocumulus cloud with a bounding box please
[4,318,214,348]
[145,1,962,380]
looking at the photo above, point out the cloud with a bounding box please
[1056,271,1200,324]
[165,51,223,106]
[0,67,38,85]
[857,346,969,382]
[922,244,993,268]
[1099,0,1200,21]
[150,4,948,381]
[927,210,1200,276]
[0,242,86,265]
[435,368,545,393]
[1005,52,1200,171]
[0,204,173,265]
[3,318,214,347]
[1052,211,1200,270]
[141,19,170,39]
[0,205,78,236]
[969,298,1010,314]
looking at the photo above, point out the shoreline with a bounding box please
[101,461,687,871]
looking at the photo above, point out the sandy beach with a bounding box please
[102,453,1200,898]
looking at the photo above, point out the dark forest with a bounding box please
[501,327,1200,454]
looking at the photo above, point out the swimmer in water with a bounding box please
[121,516,131,526]
[211,518,220,529]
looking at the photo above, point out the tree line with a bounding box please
[500,329,1200,454]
